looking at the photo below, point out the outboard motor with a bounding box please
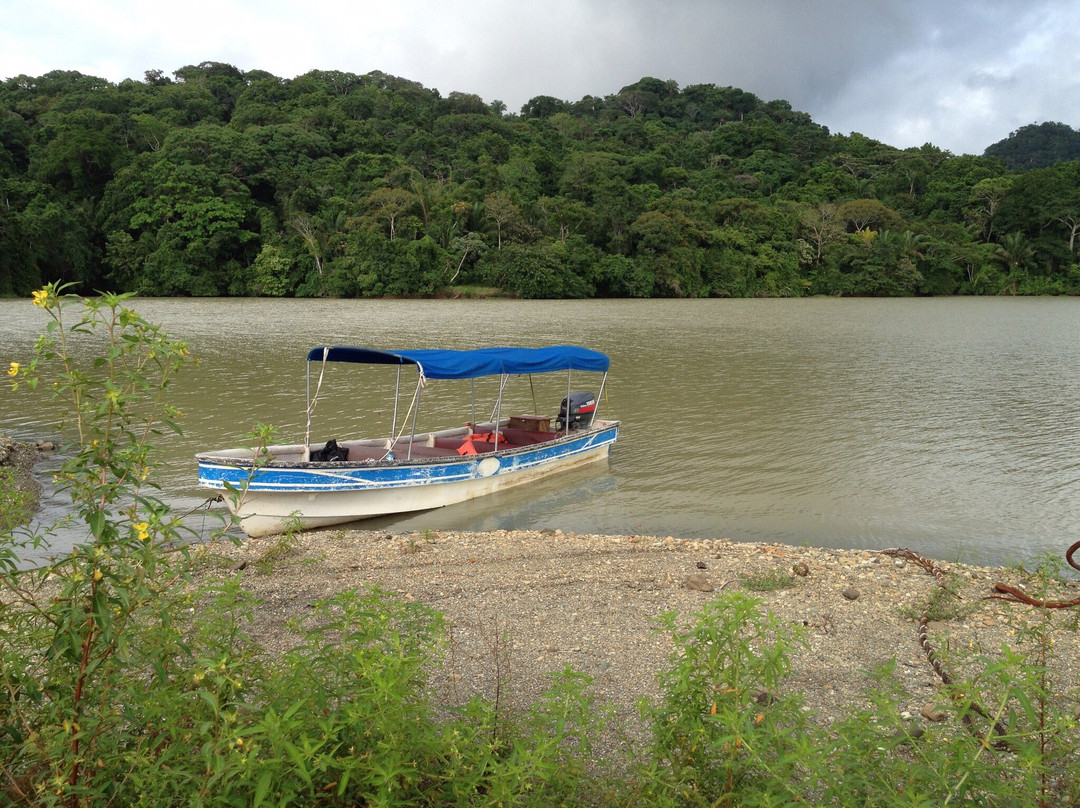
[556,391,596,431]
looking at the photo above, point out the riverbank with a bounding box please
[4,427,1076,740]
[191,527,1080,742]
[0,432,44,523]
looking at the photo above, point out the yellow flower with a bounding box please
[133,521,150,541]
[92,569,103,582]
[6,362,17,377]
[31,289,49,308]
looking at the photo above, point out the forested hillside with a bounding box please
[2,63,1079,298]
[984,121,1080,171]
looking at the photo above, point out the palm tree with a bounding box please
[992,232,1035,273]
[897,230,928,261]
[992,232,1036,294]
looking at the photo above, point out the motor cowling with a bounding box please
[556,391,597,430]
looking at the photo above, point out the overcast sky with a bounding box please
[2,0,1077,155]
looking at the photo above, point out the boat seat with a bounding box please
[410,446,459,458]
[500,427,560,446]
[390,443,459,458]
[337,444,459,461]
[344,445,388,462]
[434,437,500,454]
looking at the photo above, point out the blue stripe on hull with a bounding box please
[198,427,618,494]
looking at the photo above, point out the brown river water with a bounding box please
[3,296,1079,568]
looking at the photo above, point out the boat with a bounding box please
[195,345,619,537]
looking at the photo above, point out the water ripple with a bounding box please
[4,297,1080,566]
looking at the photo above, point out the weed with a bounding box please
[635,593,810,805]
[739,566,798,591]
[898,571,975,621]
[2,283,200,805]
[253,520,301,573]
[399,529,434,555]
[0,467,35,533]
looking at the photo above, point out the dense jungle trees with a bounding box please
[2,64,1079,298]
[984,121,1080,171]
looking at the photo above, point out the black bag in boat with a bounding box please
[310,439,348,462]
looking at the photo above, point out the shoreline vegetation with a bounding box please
[4,288,1079,804]
[0,432,43,532]
[5,426,1079,735]
[8,464,1080,803]
[4,68,1080,301]
[189,524,1080,729]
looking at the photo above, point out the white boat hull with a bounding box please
[197,421,618,537]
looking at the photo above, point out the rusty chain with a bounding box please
[880,547,1010,745]
[989,539,1080,608]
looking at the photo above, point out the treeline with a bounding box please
[2,63,1079,298]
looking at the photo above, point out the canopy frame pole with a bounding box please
[391,364,401,444]
[380,373,424,462]
[407,375,422,460]
[488,373,511,424]
[304,362,311,450]
[592,371,609,427]
[564,369,572,436]
[493,374,506,450]
[303,347,331,460]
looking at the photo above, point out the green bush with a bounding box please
[635,594,811,807]
[0,467,35,532]
[3,286,1078,806]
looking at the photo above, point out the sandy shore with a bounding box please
[190,527,1080,744]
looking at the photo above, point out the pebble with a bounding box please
[686,573,714,592]
[920,704,946,722]
[842,587,861,600]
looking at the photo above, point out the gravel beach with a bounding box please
[5,433,1077,747]
[191,527,1080,745]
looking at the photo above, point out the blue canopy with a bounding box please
[305,345,609,380]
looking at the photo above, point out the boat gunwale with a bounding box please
[196,421,620,471]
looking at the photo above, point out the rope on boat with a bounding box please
[174,495,223,517]
[381,374,426,461]
[303,347,331,461]
[601,382,613,421]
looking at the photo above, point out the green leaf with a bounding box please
[88,508,105,538]
[253,770,273,807]
[1011,687,1037,724]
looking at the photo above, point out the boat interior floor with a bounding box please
[328,427,565,462]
